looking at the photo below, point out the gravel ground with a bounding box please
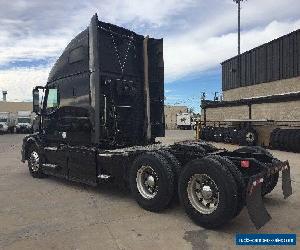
[0,131,299,250]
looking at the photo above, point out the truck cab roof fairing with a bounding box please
[47,29,89,84]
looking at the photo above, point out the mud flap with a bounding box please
[246,160,292,230]
[246,177,271,230]
[282,162,292,199]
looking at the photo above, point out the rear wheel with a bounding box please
[207,155,246,218]
[129,152,175,212]
[158,150,182,203]
[179,157,238,229]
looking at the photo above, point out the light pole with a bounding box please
[233,0,245,87]
[233,0,245,55]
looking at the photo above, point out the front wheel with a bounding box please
[28,146,46,178]
[179,157,238,229]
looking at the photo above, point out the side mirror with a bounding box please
[33,89,40,114]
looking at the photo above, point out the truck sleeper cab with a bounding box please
[22,14,292,230]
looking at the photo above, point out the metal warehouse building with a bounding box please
[203,29,300,123]
[222,29,300,101]
[201,29,300,146]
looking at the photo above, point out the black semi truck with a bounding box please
[21,14,292,229]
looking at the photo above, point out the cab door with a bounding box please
[42,87,68,178]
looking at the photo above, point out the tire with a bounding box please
[238,128,257,146]
[200,127,208,140]
[206,155,246,218]
[293,130,300,152]
[27,145,46,178]
[158,150,181,181]
[214,128,223,143]
[179,157,238,229]
[282,130,290,151]
[287,129,298,152]
[158,150,182,203]
[261,172,279,196]
[223,128,229,143]
[290,130,298,152]
[278,130,286,150]
[274,129,281,149]
[207,127,214,141]
[231,128,240,145]
[223,128,232,143]
[287,130,296,152]
[129,152,175,212]
[203,126,210,141]
[270,128,280,149]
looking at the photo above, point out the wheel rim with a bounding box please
[29,151,40,172]
[187,174,219,214]
[136,165,159,199]
[245,132,255,142]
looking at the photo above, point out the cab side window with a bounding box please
[46,89,59,109]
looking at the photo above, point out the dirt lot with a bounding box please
[0,131,299,250]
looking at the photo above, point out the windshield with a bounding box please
[18,118,30,123]
[46,88,59,109]
[0,118,7,123]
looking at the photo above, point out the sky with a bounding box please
[0,0,300,112]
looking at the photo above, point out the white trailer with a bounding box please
[15,111,33,134]
[176,113,192,130]
[0,112,14,134]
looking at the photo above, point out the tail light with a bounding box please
[241,160,250,168]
